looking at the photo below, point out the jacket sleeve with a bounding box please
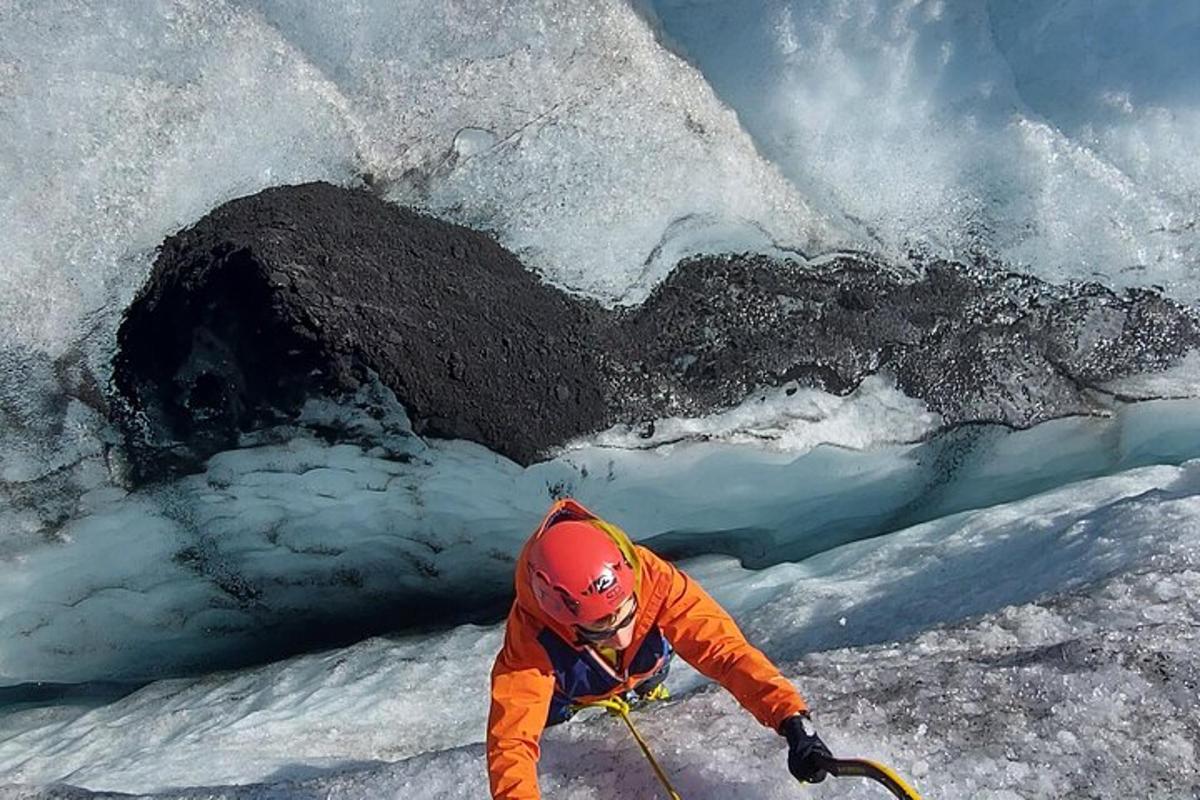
[487,604,557,799]
[644,547,809,731]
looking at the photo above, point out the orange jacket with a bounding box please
[487,499,809,799]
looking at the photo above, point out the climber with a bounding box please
[487,497,830,798]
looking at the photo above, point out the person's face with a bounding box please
[576,595,638,649]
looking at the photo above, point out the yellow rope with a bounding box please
[579,696,683,800]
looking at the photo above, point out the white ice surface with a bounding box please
[237,0,852,303]
[574,374,940,453]
[1,458,1197,796]
[640,0,1200,302]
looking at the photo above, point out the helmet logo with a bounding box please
[585,566,618,597]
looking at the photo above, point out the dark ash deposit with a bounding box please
[113,182,1200,480]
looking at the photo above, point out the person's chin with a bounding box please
[605,626,635,650]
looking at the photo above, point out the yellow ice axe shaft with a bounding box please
[817,755,924,799]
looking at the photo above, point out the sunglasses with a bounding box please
[575,597,638,643]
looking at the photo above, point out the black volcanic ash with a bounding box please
[113,182,1200,480]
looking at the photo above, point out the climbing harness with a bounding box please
[816,755,924,799]
[578,694,682,800]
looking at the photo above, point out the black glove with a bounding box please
[780,713,831,784]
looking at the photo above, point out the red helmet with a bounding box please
[528,519,634,626]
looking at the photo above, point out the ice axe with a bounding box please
[814,754,924,799]
[583,696,922,800]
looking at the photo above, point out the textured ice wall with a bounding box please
[0,0,846,493]
[0,0,358,494]
[2,458,1197,795]
[0,0,842,359]
[233,0,850,300]
[6,0,1199,493]
[3,392,1200,686]
[640,0,1200,300]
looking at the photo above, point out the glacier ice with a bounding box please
[2,1,1200,797]
[1,459,1197,796]
[640,0,1200,301]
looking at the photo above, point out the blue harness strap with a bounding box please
[539,626,674,726]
